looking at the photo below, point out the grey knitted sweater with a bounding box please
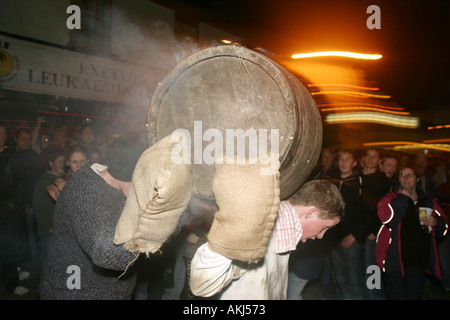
[40,165,138,299]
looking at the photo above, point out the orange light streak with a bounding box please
[364,141,450,153]
[423,138,450,144]
[427,124,450,130]
[364,141,422,146]
[311,90,391,99]
[321,106,410,115]
[307,83,380,91]
[316,102,405,111]
[291,51,382,60]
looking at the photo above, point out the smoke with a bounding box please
[103,4,218,140]
[110,5,214,79]
[108,5,223,232]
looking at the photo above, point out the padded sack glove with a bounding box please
[114,133,192,255]
[207,157,280,263]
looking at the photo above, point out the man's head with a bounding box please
[15,128,32,151]
[337,149,357,178]
[53,124,69,146]
[48,149,66,176]
[413,155,428,176]
[289,180,345,242]
[380,153,398,178]
[320,148,335,171]
[362,148,381,174]
[77,125,95,148]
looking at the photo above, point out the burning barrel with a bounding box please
[147,45,322,201]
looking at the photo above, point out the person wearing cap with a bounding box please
[40,135,146,300]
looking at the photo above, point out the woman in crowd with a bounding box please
[32,149,66,269]
[376,162,448,299]
[47,144,89,201]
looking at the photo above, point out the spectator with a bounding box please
[413,154,437,198]
[377,163,448,299]
[433,159,448,187]
[379,152,399,191]
[50,124,71,151]
[318,147,337,177]
[0,126,29,296]
[324,149,375,300]
[360,148,390,299]
[437,164,450,293]
[76,124,96,152]
[7,128,44,278]
[31,149,66,270]
[47,144,89,202]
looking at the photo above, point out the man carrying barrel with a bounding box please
[189,159,345,300]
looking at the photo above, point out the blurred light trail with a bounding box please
[363,141,450,153]
[316,102,405,111]
[325,112,419,128]
[423,138,450,143]
[393,144,450,152]
[321,106,410,115]
[291,51,382,60]
[311,90,391,99]
[427,124,450,130]
[364,141,425,147]
[315,99,403,107]
[307,83,380,91]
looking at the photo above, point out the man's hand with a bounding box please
[399,185,415,198]
[341,234,356,249]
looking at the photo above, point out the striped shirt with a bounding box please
[275,201,303,254]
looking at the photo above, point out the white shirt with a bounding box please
[189,201,301,300]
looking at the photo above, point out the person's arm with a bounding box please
[65,186,137,271]
[31,116,43,154]
[377,192,408,228]
[190,243,247,297]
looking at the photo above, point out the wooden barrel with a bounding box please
[147,45,322,200]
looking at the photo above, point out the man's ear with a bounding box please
[305,207,319,218]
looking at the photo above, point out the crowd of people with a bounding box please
[0,118,142,297]
[0,117,450,300]
[302,147,450,300]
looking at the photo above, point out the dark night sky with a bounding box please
[159,0,450,120]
